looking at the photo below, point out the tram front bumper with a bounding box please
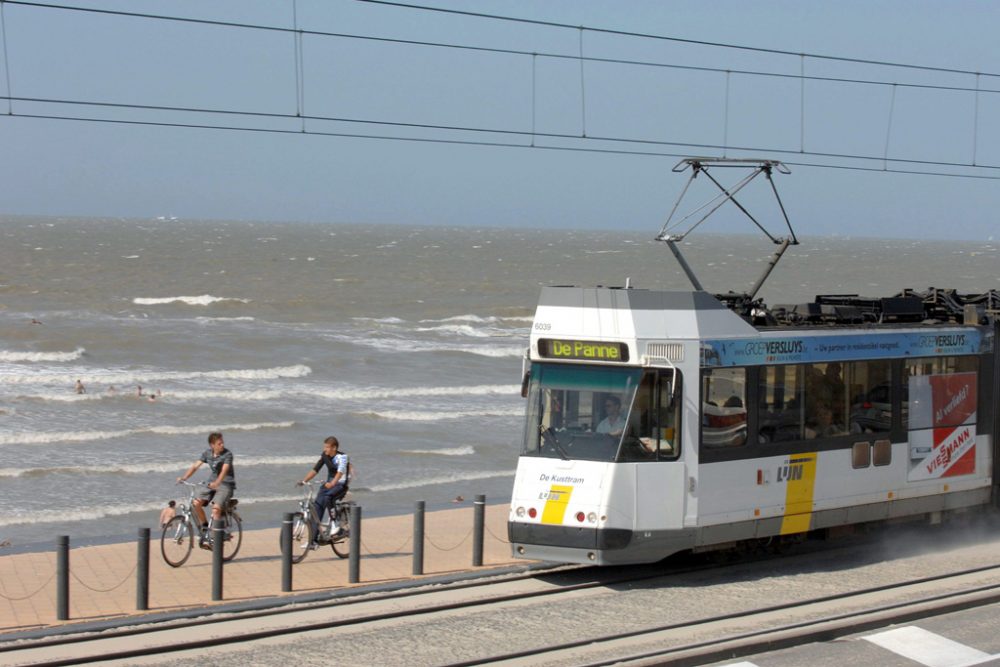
[508,522,632,565]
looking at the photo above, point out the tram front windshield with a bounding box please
[523,363,642,462]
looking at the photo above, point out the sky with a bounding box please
[0,0,998,240]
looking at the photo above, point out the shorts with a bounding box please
[198,483,235,509]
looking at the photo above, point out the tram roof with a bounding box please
[536,286,757,340]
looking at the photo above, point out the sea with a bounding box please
[1,215,997,551]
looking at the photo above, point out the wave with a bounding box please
[0,347,85,362]
[0,364,312,385]
[358,338,523,358]
[0,421,295,446]
[420,314,533,324]
[133,295,250,306]
[414,324,492,338]
[9,383,520,403]
[368,470,512,493]
[358,407,523,422]
[400,446,475,456]
[0,455,318,478]
[194,316,256,323]
[0,493,301,528]
[311,383,520,401]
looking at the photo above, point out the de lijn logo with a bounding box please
[776,457,810,483]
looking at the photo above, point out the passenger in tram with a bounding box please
[596,395,626,436]
[806,404,846,438]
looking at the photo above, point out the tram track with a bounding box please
[0,560,695,666]
[5,535,1000,666]
[462,561,1000,666]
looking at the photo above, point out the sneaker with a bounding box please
[329,526,342,537]
[199,537,212,551]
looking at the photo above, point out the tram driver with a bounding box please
[596,395,626,436]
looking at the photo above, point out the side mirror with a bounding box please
[520,371,530,398]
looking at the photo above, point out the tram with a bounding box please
[507,159,1000,565]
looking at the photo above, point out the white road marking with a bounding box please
[864,626,992,667]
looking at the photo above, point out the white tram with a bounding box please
[507,159,1000,565]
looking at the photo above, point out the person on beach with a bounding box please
[159,500,176,528]
[177,432,235,549]
[75,379,86,394]
[299,436,350,546]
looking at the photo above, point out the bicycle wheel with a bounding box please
[161,516,193,567]
[330,504,351,559]
[280,511,314,564]
[222,512,243,562]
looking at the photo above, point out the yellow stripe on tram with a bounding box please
[540,484,574,525]
[780,453,817,535]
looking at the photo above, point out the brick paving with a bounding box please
[0,503,521,633]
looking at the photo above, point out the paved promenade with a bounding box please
[0,503,523,634]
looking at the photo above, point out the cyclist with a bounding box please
[177,431,236,549]
[299,435,350,547]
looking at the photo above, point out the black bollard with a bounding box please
[137,528,150,611]
[56,535,69,621]
[348,505,361,584]
[472,494,485,567]
[413,500,425,576]
[281,513,293,592]
[212,525,224,601]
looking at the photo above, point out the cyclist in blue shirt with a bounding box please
[300,436,350,545]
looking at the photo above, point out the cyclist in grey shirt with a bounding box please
[177,432,235,546]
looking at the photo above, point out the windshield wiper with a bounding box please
[539,426,570,460]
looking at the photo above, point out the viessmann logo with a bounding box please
[917,334,967,348]
[744,339,805,356]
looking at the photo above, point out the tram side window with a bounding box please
[620,369,682,461]
[904,356,979,430]
[759,365,806,442]
[761,361,893,442]
[845,360,892,435]
[702,368,747,447]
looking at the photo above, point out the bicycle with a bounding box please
[280,480,352,563]
[161,480,243,567]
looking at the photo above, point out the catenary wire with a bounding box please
[4,1,1000,96]
[5,108,1000,182]
[0,2,997,181]
[5,93,1000,175]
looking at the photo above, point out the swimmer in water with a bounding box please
[75,380,86,394]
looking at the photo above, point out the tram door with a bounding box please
[631,368,687,531]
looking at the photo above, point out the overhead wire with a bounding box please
[5,92,999,174]
[355,0,1000,79]
[0,0,996,181]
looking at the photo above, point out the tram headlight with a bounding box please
[587,512,597,523]
[515,506,526,518]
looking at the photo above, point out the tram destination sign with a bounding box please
[538,338,630,362]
